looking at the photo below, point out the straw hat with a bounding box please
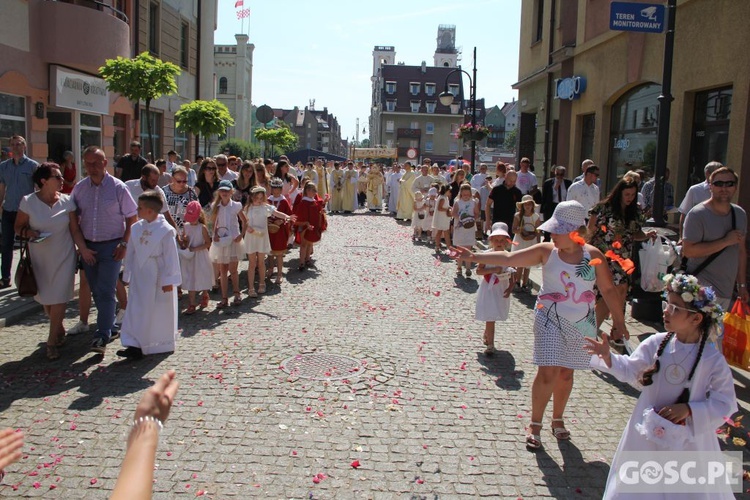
[516,194,539,211]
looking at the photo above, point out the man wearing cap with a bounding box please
[566,164,600,215]
[116,141,148,182]
[73,146,137,354]
[0,135,38,288]
[125,164,177,227]
[486,170,522,233]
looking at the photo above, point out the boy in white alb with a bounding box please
[117,191,181,359]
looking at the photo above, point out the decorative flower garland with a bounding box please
[662,272,724,327]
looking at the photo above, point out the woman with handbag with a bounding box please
[15,163,93,360]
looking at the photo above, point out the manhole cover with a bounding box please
[280,354,365,380]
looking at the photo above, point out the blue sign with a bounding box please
[555,76,587,101]
[610,2,665,33]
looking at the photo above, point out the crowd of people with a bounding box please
[0,133,747,496]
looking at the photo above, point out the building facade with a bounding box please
[0,0,215,177]
[275,106,345,157]
[514,0,749,206]
[369,26,466,164]
[213,34,254,153]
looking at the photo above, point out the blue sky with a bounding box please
[215,1,521,142]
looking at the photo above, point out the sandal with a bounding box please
[258,284,266,294]
[275,276,283,285]
[56,333,67,347]
[551,419,571,441]
[216,298,229,309]
[46,345,60,361]
[185,305,197,315]
[248,288,257,298]
[232,294,242,306]
[526,422,543,450]
[200,292,210,308]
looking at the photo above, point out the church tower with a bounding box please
[433,25,458,68]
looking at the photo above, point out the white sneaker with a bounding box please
[67,321,89,335]
[115,309,126,326]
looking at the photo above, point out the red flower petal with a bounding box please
[589,258,602,266]
[350,460,361,469]
[90,478,97,485]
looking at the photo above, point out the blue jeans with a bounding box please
[1,210,17,281]
[82,239,121,342]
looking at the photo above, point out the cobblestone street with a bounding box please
[0,210,743,499]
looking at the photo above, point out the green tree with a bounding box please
[175,99,235,156]
[503,128,518,152]
[99,52,180,157]
[254,126,298,157]
[360,138,371,148]
[218,139,261,160]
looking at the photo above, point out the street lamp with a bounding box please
[438,46,478,174]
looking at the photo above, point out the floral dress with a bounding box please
[588,203,644,287]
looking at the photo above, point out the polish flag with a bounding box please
[235,0,243,8]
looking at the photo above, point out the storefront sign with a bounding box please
[555,76,587,100]
[353,147,397,159]
[50,66,109,115]
[610,2,665,34]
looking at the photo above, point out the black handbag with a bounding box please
[14,240,37,297]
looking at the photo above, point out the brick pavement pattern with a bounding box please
[0,209,723,498]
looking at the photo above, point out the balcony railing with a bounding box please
[47,0,128,23]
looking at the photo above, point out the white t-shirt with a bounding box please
[125,179,169,214]
[566,180,600,214]
[470,172,487,190]
[515,170,538,195]
[678,181,711,214]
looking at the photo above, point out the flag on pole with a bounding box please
[236,8,250,19]
[235,0,244,7]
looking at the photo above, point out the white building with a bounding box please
[213,34,254,153]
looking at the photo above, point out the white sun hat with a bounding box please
[537,200,587,234]
[487,222,510,238]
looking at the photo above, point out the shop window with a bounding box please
[174,126,188,160]
[0,93,26,144]
[113,113,127,158]
[579,113,595,168]
[140,109,162,160]
[219,77,228,94]
[80,113,102,158]
[608,83,660,188]
[688,86,732,187]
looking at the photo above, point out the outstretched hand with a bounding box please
[0,428,23,472]
[584,333,612,368]
[134,370,179,423]
[448,246,471,261]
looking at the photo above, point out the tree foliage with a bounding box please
[503,128,518,152]
[218,139,261,160]
[175,99,235,156]
[99,52,180,157]
[254,126,298,156]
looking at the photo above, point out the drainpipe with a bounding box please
[543,0,557,180]
[196,0,202,159]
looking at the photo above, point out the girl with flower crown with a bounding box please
[585,272,738,499]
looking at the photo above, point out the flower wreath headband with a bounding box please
[662,272,724,338]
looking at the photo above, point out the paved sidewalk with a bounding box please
[0,214,747,498]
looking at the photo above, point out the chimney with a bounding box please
[421,61,426,73]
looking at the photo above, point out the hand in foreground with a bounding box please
[584,333,612,368]
[80,248,97,266]
[448,246,472,261]
[0,428,23,472]
[134,370,179,423]
[657,403,691,424]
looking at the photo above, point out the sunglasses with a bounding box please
[216,162,227,167]
[173,179,187,184]
[205,166,217,171]
[588,171,600,177]
[661,301,697,315]
[711,180,735,188]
